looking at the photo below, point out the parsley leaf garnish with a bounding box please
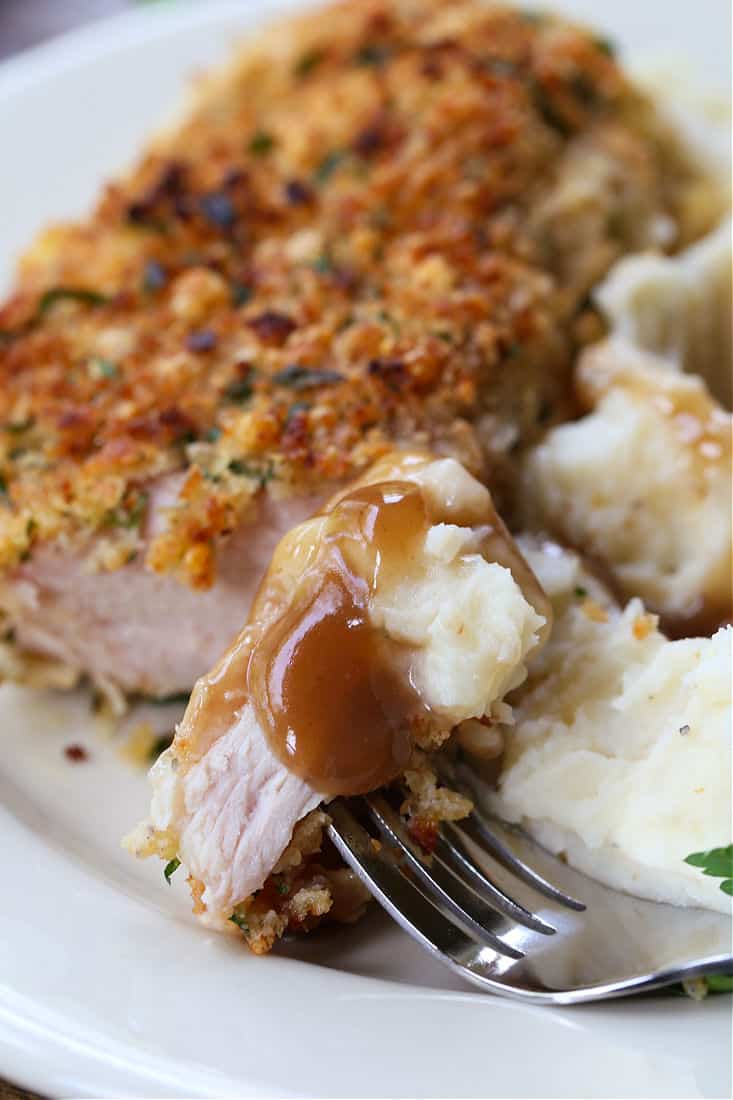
[314,150,347,184]
[228,459,275,487]
[101,490,148,530]
[89,357,120,380]
[286,400,311,424]
[231,282,252,307]
[311,253,334,274]
[705,975,733,993]
[39,287,109,315]
[685,845,733,896]
[4,417,35,434]
[223,368,257,404]
[1,288,109,344]
[295,47,325,77]
[249,131,276,156]
[592,34,617,58]
[123,491,149,528]
[164,858,181,884]
[229,911,250,933]
[272,364,344,390]
[354,43,392,67]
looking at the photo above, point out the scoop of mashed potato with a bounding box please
[594,218,732,406]
[367,457,548,725]
[489,537,732,914]
[266,456,551,736]
[522,348,732,628]
[595,61,731,405]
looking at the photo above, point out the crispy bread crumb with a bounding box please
[0,0,695,584]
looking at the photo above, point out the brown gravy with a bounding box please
[663,602,732,641]
[181,462,551,796]
[249,481,432,794]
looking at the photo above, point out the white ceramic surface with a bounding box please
[0,2,731,1097]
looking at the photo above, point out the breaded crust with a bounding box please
[0,0,706,587]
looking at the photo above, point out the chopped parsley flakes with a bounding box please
[249,131,276,156]
[227,458,275,487]
[272,364,344,390]
[223,369,256,404]
[164,858,181,884]
[100,490,148,530]
[314,149,347,184]
[295,47,325,78]
[88,357,120,380]
[354,43,392,67]
[39,287,109,316]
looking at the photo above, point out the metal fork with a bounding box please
[326,762,733,1003]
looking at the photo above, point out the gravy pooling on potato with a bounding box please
[182,456,551,795]
[250,481,429,793]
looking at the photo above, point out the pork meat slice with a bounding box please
[147,701,323,917]
[0,476,327,697]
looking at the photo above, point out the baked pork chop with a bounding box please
[127,451,551,951]
[0,0,720,696]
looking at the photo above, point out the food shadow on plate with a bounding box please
[274,903,470,992]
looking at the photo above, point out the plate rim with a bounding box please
[0,3,730,1098]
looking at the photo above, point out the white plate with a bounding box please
[0,3,731,1097]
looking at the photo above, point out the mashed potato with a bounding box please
[489,537,732,914]
[594,218,732,406]
[371,457,547,724]
[522,349,732,626]
[597,61,731,404]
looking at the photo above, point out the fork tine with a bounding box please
[459,811,586,912]
[437,823,556,935]
[328,799,733,1004]
[442,761,587,911]
[327,800,514,965]
[364,793,525,959]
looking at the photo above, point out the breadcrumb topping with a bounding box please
[227,751,473,952]
[0,0,688,585]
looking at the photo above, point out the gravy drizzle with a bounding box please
[249,481,430,794]
[180,459,551,797]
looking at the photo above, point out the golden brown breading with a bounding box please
[0,0,703,585]
[227,749,471,953]
[228,809,369,952]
